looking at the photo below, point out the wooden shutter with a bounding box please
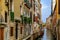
[10,27,13,36]
[10,11,14,22]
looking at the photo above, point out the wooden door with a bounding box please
[0,27,4,40]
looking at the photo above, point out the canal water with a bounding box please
[37,28,55,40]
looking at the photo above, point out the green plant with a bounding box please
[24,16,27,24]
[27,17,32,24]
[20,15,32,24]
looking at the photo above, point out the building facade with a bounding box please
[46,16,52,30]
[14,0,42,40]
[56,0,60,40]
[0,0,42,40]
[0,0,10,40]
[51,0,60,40]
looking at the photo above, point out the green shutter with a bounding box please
[10,11,14,22]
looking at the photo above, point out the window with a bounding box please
[34,3,35,11]
[0,14,3,22]
[29,0,32,7]
[15,22,18,39]
[20,6,22,15]
[5,11,7,22]
[33,14,35,22]
[10,0,12,2]
[5,0,9,7]
[10,27,13,36]
[58,19,60,25]
[37,13,40,19]
[30,12,32,19]
[5,0,8,3]
[20,27,22,34]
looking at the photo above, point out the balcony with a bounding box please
[24,0,32,9]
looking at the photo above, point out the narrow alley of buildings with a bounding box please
[0,0,60,40]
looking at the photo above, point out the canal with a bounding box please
[37,28,56,40]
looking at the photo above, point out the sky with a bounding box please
[41,0,51,23]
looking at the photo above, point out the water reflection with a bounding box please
[37,28,55,40]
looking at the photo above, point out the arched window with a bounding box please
[0,14,4,22]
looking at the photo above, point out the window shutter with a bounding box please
[10,11,14,22]
[10,27,13,36]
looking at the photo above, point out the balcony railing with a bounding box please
[24,0,32,9]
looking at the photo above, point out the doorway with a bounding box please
[0,27,4,40]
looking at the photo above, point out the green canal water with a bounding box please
[37,28,56,40]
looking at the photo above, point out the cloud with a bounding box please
[41,1,50,10]
[42,5,49,9]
